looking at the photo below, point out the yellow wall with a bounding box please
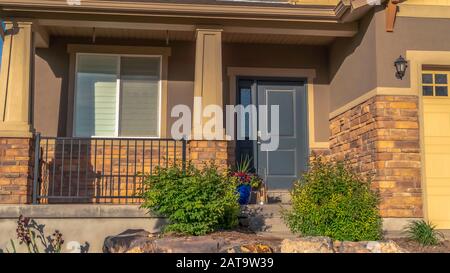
[404,0,450,5]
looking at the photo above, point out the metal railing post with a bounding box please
[182,138,187,171]
[32,133,41,204]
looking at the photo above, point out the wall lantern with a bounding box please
[394,55,408,80]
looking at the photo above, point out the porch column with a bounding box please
[190,27,234,170]
[192,27,223,140]
[0,20,36,204]
[0,20,34,137]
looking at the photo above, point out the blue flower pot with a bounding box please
[237,184,251,205]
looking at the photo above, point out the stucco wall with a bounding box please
[329,7,450,112]
[329,10,378,113]
[34,38,330,142]
[375,8,450,88]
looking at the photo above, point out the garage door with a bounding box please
[422,69,450,229]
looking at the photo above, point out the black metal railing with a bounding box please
[32,133,187,204]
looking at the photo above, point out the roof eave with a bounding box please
[0,0,380,23]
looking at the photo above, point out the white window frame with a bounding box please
[73,52,163,138]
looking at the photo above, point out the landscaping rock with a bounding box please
[104,230,407,253]
[338,240,407,253]
[103,229,156,253]
[153,237,226,253]
[227,244,273,253]
[281,236,334,253]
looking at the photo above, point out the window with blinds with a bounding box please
[74,54,161,137]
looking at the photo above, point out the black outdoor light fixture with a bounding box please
[394,55,408,80]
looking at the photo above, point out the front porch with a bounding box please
[0,1,430,230]
[0,5,345,204]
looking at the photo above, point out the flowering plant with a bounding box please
[231,171,263,189]
[231,155,263,189]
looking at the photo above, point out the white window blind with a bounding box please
[74,54,161,137]
[119,57,160,137]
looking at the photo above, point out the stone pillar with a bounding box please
[192,27,223,140]
[0,20,36,204]
[0,138,34,204]
[188,140,235,171]
[329,95,423,219]
[0,21,34,137]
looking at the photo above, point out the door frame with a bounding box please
[227,67,327,150]
[235,76,309,182]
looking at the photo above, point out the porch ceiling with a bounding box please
[45,25,335,45]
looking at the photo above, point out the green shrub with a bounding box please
[141,163,240,235]
[404,220,444,246]
[283,156,382,241]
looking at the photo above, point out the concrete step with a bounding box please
[249,190,292,205]
[267,191,292,204]
[240,204,293,234]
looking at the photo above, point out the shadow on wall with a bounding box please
[0,216,90,253]
[328,9,375,84]
[38,138,101,204]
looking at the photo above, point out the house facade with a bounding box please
[0,0,449,237]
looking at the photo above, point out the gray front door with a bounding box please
[256,81,308,190]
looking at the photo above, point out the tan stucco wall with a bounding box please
[34,38,330,142]
[34,39,70,136]
[329,7,450,112]
[375,8,450,88]
[329,10,378,112]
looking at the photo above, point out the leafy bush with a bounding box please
[141,164,240,235]
[283,156,382,241]
[404,220,444,246]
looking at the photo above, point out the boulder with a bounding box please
[281,237,334,253]
[104,230,230,253]
[153,236,226,253]
[338,240,407,253]
[103,229,156,253]
[227,244,273,253]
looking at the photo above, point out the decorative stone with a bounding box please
[153,237,226,253]
[280,237,334,253]
[338,240,407,253]
[103,229,156,253]
[227,244,273,253]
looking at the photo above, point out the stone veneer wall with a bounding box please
[0,137,34,204]
[330,95,423,218]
